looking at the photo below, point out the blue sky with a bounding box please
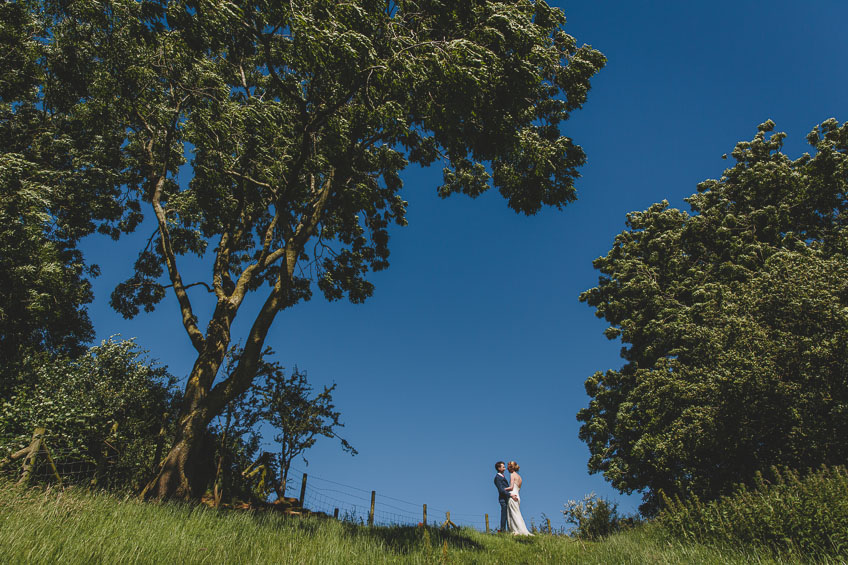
[80,1,848,527]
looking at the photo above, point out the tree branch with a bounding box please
[147,101,206,353]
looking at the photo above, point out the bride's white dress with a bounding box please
[507,484,533,535]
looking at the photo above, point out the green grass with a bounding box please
[0,483,818,564]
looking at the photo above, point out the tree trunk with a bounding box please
[140,405,215,501]
[140,281,289,501]
[140,417,215,501]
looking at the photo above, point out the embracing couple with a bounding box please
[493,460,533,535]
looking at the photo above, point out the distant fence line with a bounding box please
[291,465,554,533]
[0,429,555,534]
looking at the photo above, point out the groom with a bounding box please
[493,461,517,532]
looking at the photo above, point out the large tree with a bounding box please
[579,119,848,514]
[21,0,604,499]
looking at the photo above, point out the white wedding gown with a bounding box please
[507,483,533,535]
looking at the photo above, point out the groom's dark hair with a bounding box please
[494,461,505,470]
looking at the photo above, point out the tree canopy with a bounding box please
[8,0,605,499]
[579,119,848,514]
[0,1,141,374]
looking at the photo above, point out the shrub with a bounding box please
[0,338,178,490]
[658,466,848,558]
[563,493,627,540]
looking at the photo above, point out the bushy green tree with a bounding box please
[0,338,178,490]
[0,1,141,386]
[9,0,603,499]
[580,119,848,514]
[658,466,848,557]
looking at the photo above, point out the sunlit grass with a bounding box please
[0,483,805,564]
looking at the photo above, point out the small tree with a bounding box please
[209,346,267,504]
[258,367,356,498]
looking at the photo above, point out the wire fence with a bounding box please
[290,465,492,531]
[0,430,135,490]
[1,430,554,534]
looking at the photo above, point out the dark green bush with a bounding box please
[658,466,848,558]
[563,493,634,540]
[0,338,178,490]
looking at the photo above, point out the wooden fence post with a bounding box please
[333,508,339,519]
[485,513,489,533]
[151,412,169,473]
[18,427,46,486]
[423,503,427,525]
[41,441,62,486]
[546,517,552,534]
[299,473,308,508]
[441,511,457,529]
[92,421,119,488]
[368,490,375,526]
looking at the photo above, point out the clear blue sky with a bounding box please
[80,1,848,528]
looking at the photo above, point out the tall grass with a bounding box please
[0,482,803,564]
[659,466,848,560]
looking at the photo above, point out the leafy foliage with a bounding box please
[0,338,178,490]
[0,168,96,370]
[658,466,848,559]
[14,0,604,498]
[256,363,356,496]
[579,119,848,513]
[209,347,273,504]
[562,492,632,540]
[0,1,141,376]
[206,346,354,503]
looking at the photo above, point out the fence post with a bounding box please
[93,421,119,488]
[299,473,308,508]
[546,517,552,534]
[368,490,376,526]
[42,442,62,486]
[18,427,46,486]
[423,503,427,525]
[151,412,169,473]
[333,508,339,519]
[485,513,489,533]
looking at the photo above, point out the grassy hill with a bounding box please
[0,483,807,564]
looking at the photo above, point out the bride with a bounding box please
[504,461,533,536]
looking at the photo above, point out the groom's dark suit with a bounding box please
[494,472,510,531]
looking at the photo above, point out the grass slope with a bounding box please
[0,484,811,564]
